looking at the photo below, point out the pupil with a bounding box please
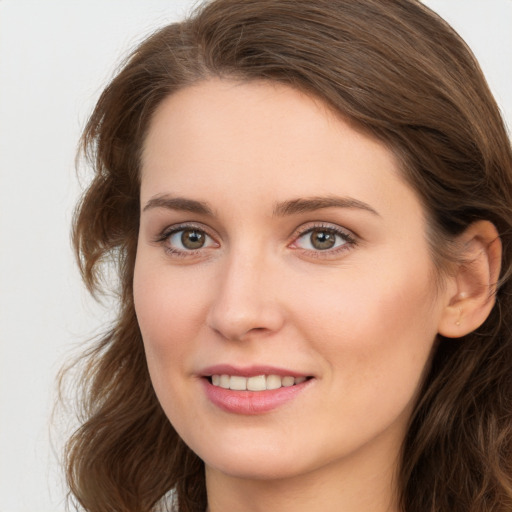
[181,229,205,249]
[311,229,335,250]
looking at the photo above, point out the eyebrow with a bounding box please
[143,195,214,215]
[272,196,380,217]
[142,194,379,217]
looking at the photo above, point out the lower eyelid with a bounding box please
[156,223,212,241]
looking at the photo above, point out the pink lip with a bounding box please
[200,364,310,378]
[199,365,313,415]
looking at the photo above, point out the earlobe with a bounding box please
[438,221,502,339]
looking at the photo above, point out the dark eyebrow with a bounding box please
[142,194,378,217]
[272,196,380,217]
[142,195,214,215]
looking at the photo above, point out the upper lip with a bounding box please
[200,364,311,378]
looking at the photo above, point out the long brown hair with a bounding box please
[66,1,512,510]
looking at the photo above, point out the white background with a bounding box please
[0,1,511,511]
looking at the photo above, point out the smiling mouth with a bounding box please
[208,374,311,391]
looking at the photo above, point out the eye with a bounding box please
[159,225,218,254]
[169,228,209,250]
[293,225,355,252]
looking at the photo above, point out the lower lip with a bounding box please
[202,378,312,415]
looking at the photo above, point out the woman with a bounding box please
[66,0,512,511]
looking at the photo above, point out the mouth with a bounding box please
[207,374,311,391]
[199,365,314,414]
[200,367,314,414]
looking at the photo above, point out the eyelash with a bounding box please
[154,222,357,258]
[154,223,218,258]
[291,223,357,257]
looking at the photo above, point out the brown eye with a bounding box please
[181,229,206,249]
[293,225,353,253]
[310,229,337,250]
[165,227,216,253]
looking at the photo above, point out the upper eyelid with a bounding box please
[158,221,352,236]
[157,222,216,240]
[290,222,356,240]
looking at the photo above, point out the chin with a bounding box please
[190,426,342,483]
[204,450,313,481]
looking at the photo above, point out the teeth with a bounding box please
[220,374,230,388]
[282,376,295,387]
[247,375,266,391]
[229,375,247,391]
[266,374,282,390]
[211,374,308,391]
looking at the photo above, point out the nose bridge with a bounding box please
[207,243,284,341]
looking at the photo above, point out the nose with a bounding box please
[206,249,285,341]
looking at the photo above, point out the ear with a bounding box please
[438,220,502,338]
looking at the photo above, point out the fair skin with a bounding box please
[133,79,500,512]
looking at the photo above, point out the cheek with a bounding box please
[133,255,211,374]
[289,254,440,400]
[292,259,436,335]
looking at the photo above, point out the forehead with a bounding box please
[140,79,418,220]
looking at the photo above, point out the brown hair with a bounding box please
[66,1,512,510]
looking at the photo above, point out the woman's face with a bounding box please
[134,79,452,483]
